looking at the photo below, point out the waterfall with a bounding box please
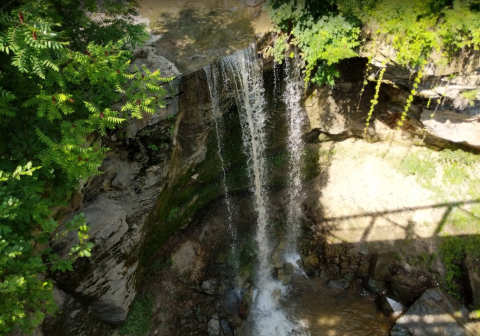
[204,64,239,277]
[221,44,271,282]
[283,57,306,258]
[221,44,297,336]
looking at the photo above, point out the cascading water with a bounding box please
[221,44,271,287]
[283,56,307,259]
[220,44,303,336]
[203,42,312,335]
[204,63,239,277]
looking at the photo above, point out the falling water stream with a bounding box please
[283,56,306,258]
[221,44,300,336]
[204,45,391,335]
[204,63,239,277]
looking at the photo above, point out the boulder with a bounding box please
[391,288,472,336]
[388,271,433,306]
[390,281,418,306]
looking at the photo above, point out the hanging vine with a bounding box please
[364,63,387,135]
[357,56,375,113]
[357,37,377,113]
[396,60,427,129]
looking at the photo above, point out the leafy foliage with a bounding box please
[0,0,170,333]
[440,235,480,297]
[264,0,360,85]
[439,235,465,296]
[264,0,480,85]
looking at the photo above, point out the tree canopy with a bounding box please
[0,0,170,333]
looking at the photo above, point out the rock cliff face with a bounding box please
[40,17,480,336]
[43,47,179,335]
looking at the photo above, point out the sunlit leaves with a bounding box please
[0,0,168,333]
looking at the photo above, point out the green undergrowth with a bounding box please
[386,145,480,296]
[395,147,480,233]
[119,294,155,336]
[439,235,480,297]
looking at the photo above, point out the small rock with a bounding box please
[348,248,358,257]
[207,316,221,336]
[357,261,369,277]
[52,286,67,308]
[278,273,292,285]
[284,262,294,274]
[271,247,286,268]
[367,278,386,294]
[202,279,218,295]
[193,244,202,256]
[359,244,369,255]
[303,254,319,276]
[328,278,350,290]
[221,319,232,335]
[195,306,205,323]
[343,272,355,282]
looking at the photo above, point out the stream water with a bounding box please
[204,44,391,336]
